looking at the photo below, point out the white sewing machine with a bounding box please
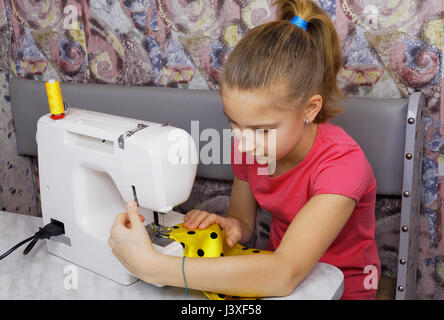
[36,107,197,286]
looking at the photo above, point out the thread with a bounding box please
[45,79,65,120]
[182,255,188,299]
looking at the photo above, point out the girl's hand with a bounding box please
[108,200,158,279]
[183,210,242,247]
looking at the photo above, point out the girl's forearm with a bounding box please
[140,252,293,298]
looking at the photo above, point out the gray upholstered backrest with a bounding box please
[329,97,407,196]
[10,76,410,196]
[10,77,232,181]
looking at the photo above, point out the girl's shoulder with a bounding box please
[311,123,376,201]
[318,122,359,147]
[314,122,370,167]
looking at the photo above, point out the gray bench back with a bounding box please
[10,76,414,195]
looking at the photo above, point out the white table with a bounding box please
[0,211,343,299]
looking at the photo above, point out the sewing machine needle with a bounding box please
[131,186,140,207]
[153,211,159,226]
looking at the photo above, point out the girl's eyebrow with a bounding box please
[223,110,279,128]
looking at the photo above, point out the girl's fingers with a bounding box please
[115,212,129,225]
[123,213,145,227]
[184,210,203,222]
[184,210,208,229]
[183,211,199,226]
[198,213,220,229]
[226,228,241,247]
[191,211,210,227]
[183,212,241,247]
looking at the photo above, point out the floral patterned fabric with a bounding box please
[0,73,38,216]
[0,0,9,72]
[0,0,442,299]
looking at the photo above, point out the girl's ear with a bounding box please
[304,94,323,121]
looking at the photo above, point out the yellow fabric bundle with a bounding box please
[164,222,272,300]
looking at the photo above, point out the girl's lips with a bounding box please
[245,152,275,164]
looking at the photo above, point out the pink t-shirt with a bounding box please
[231,122,381,299]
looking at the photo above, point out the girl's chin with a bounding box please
[255,158,268,165]
[255,156,276,165]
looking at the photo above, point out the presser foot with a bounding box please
[145,222,176,248]
[145,222,184,288]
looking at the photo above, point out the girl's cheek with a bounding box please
[264,131,277,157]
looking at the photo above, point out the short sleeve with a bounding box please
[311,146,373,203]
[230,137,248,181]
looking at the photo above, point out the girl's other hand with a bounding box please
[108,200,156,279]
[183,210,242,248]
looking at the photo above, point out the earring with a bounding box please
[305,119,310,125]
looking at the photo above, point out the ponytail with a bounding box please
[221,0,344,123]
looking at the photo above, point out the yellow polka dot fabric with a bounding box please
[163,222,272,300]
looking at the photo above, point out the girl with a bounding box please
[108,0,381,300]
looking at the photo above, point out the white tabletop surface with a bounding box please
[0,211,343,300]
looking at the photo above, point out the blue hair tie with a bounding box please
[290,15,308,31]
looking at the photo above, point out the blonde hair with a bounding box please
[220,0,344,123]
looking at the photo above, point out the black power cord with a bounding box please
[0,221,65,261]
